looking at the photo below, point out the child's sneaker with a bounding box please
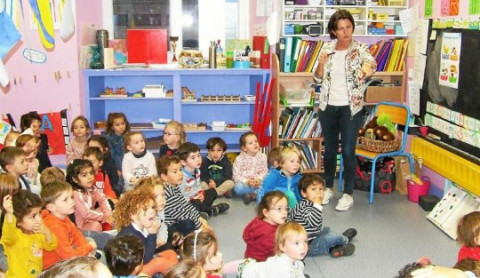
[342,228,358,243]
[335,194,354,211]
[330,243,355,258]
[243,193,256,205]
[210,203,230,216]
[322,188,334,205]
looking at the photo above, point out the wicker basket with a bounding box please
[358,135,400,153]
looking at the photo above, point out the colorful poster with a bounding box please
[425,0,433,17]
[470,0,480,15]
[441,0,450,16]
[449,0,459,16]
[439,32,461,89]
[38,110,69,155]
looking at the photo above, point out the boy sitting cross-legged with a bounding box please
[40,180,98,270]
[0,146,38,193]
[157,155,211,239]
[177,142,229,218]
[289,174,357,258]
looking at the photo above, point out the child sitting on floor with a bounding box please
[243,191,288,262]
[239,222,308,278]
[181,230,224,278]
[104,234,150,277]
[87,135,121,196]
[457,211,480,262]
[289,174,356,258]
[122,132,157,190]
[83,147,118,203]
[200,137,234,197]
[233,132,268,205]
[66,116,91,165]
[159,120,186,158]
[257,146,303,208]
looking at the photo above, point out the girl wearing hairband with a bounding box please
[181,230,223,278]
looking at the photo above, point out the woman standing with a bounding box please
[313,10,376,211]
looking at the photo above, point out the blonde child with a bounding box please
[15,134,41,193]
[136,177,170,250]
[181,230,223,278]
[87,135,121,196]
[122,132,157,190]
[200,137,234,197]
[20,112,51,172]
[83,147,118,202]
[1,190,57,277]
[239,222,308,278]
[115,187,178,276]
[41,180,98,270]
[66,159,113,232]
[159,120,186,157]
[243,191,288,262]
[66,116,91,165]
[457,211,480,262]
[164,260,205,278]
[3,130,20,147]
[233,132,268,205]
[257,146,303,208]
[157,155,210,235]
[105,112,131,174]
[290,174,356,258]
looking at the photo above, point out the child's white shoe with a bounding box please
[322,188,333,205]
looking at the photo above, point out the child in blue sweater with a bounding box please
[257,146,302,208]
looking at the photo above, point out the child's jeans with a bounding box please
[234,182,257,196]
[306,227,348,257]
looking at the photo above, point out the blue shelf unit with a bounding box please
[84,68,270,153]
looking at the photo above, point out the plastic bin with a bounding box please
[407,176,431,203]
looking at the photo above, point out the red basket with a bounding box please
[407,176,431,203]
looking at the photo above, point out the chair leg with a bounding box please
[405,154,415,174]
[369,157,379,204]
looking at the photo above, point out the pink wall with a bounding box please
[0,0,102,126]
[407,0,472,196]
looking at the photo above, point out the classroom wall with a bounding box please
[0,0,102,126]
[407,0,472,197]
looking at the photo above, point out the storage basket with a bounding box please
[358,135,400,153]
[407,176,431,203]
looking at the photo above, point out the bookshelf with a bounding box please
[282,0,409,37]
[271,53,405,173]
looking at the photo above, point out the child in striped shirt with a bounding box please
[289,174,357,258]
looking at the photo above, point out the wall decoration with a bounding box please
[39,109,68,155]
[439,32,461,89]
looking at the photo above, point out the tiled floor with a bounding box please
[208,188,459,278]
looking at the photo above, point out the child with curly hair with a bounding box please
[457,211,480,262]
[115,187,178,276]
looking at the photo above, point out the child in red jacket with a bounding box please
[243,191,288,262]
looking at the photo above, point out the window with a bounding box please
[105,0,249,54]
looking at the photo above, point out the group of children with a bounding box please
[3,111,480,277]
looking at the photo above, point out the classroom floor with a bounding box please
[208,187,459,278]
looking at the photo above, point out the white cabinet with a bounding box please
[282,0,408,37]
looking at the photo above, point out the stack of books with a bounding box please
[279,107,321,139]
[277,38,325,73]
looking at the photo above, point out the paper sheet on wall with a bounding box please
[256,0,273,17]
[425,0,433,17]
[439,32,461,89]
[413,54,426,87]
[399,5,419,34]
[416,20,429,55]
[408,81,420,115]
[470,0,480,15]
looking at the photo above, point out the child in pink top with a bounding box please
[233,132,268,204]
[66,159,113,232]
[66,116,91,165]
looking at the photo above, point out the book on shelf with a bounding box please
[279,108,320,139]
[284,37,293,73]
[277,38,286,72]
[370,39,408,72]
[291,37,303,72]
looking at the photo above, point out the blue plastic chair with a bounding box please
[338,102,414,204]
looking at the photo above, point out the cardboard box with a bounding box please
[365,86,402,103]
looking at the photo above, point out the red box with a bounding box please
[252,36,271,69]
[127,29,167,64]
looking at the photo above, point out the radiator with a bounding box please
[411,138,480,196]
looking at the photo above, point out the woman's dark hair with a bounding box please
[327,9,355,40]
[66,159,94,193]
[12,190,43,225]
